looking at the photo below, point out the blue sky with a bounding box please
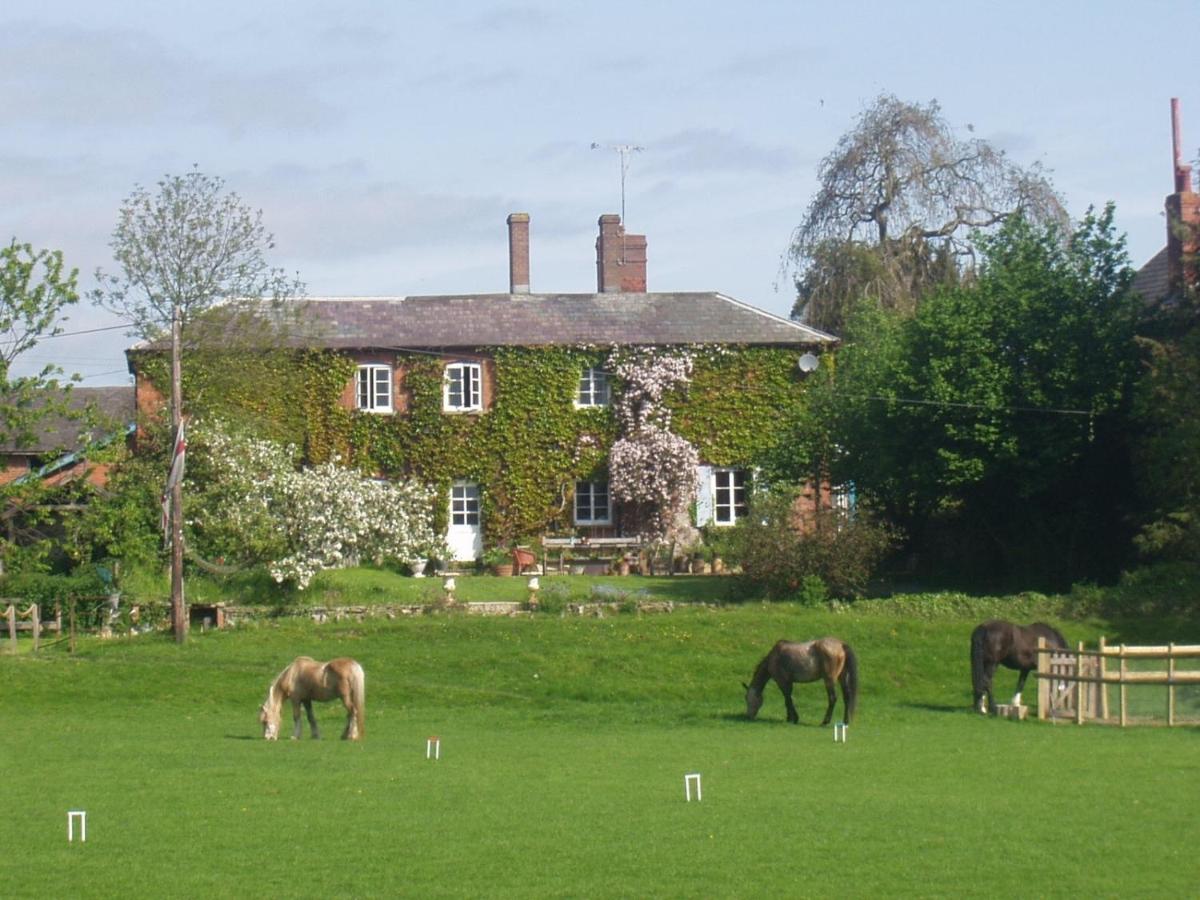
[6,1,1200,384]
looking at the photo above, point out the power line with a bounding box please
[843,392,1093,417]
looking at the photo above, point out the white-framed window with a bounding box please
[575,367,611,408]
[443,362,482,412]
[355,364,393,412]
[712,468,748,525]
[574,480,611,525]
[450,481,480,526]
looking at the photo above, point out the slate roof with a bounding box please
[292,292,833,349]
[1131,246,1170,306]
[0,386,135,454]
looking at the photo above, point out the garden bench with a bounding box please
[541,536,643,574]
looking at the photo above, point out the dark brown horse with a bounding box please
[970,620,1066,715]
[743,638,858,725]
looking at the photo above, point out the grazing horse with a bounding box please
[970,620,1066,715]
[259,656,366,741]
[743,638,858,726]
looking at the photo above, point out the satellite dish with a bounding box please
[797,352,819,373]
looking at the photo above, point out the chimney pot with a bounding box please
[1166,100,1200,295]
[507,212,530,294]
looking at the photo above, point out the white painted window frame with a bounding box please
[355,364,393,413]
[574,480,612,525]
[575,367,611,408]
[443,362,482,412]
[712,468,749,526]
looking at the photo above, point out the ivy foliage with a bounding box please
[138,343,810,546]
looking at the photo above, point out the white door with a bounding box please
[447,481,482,562]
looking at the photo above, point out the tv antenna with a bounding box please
[590,142,643,224]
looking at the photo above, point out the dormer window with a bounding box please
[356,365,392,413]
[444,362,482,412]
[576,367,610,408]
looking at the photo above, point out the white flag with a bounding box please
[161,419,188,544]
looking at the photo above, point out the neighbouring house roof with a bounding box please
[289,292,833,350]
[1131,247,1171,307]
[0,386,135,455]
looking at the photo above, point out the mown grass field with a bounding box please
[2,601,1197,897]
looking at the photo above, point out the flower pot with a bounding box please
[493,563,515,577]
[411,559,428,578]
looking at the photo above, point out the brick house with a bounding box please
[0,386,134,488]
[129,214,833,562]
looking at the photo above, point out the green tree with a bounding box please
[93,169,303,641]
[1131,281,1200,562]
[806,207,1139,588]
[0,241,80,447]
[787,94,1066,333]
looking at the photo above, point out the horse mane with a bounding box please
[748,650,774,694]
[1030,622,1067,649]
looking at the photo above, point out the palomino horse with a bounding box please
[743,638,858,725]
[259,656,366,740]
[970,620,1066,715]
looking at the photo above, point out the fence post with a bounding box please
[1119,645,1128,727]
[1098,636,1109,721]
[31,604,39,653]
[1080,643,1089,724]
[1167,643,1176,727]
[6,604,14,653]
[69,598,77,655]
[1037,637,1049,720]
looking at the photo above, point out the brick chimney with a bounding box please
[595,214,647,293]
[507,212,530,294]
[1166,98,1200,294]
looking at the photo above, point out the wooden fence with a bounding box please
[1036,638,1200,726]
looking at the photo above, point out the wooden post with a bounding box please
[1080,643,1089,724]
[69,599,77,655]
[1119,645,1128,727]
[1168,642,1176,727]
[1098,636,1109,721]
[1037,637,1049,720]
[6,604,14,653]
[31,603,40,653]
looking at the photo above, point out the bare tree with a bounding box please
[788,94,1067,333]
[94,168,303,642]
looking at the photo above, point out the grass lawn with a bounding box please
[2,603,1197,897]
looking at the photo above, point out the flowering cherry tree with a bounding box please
[606,348,700,540]
[185,421,444,589]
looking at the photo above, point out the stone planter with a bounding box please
[411,559,428,578]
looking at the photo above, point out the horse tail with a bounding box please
[350,662,366,739]
[970,624,988,698]
[840,642,858,724]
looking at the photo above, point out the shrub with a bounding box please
[732,488,898,599]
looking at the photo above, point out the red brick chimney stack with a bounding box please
[1167,98,1200,294]
[507,212,530,294]
[595,214,648,293]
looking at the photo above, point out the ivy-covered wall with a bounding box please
[137,344,810,546]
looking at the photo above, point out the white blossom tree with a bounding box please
[185,421,445,590]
